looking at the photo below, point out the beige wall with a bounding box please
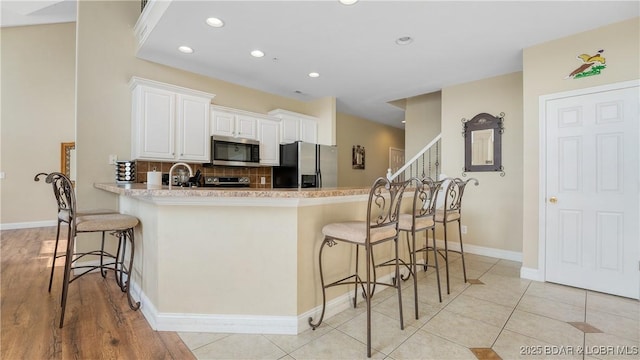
[441,72,524,253]
[74,1,321,212]
[0,1,402,226]
[306,96,337,145]
[521,17,640,269]
[0,23,76,225]
[404,91,441,159]
[336,112,405,187]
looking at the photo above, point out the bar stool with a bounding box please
[35,172,141,327]
[308,177,410,358]
[50,207,116,292]
[36,172,113,292]
[401,177,443,317]
[435,177,478,294]
[373,177,443,320]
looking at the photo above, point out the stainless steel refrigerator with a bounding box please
[273,142,338,188]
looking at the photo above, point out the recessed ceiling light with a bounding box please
[339,0,359,5]
[178,46,194,54]
[308,72,320,78]
[250,50,265,58]
[395,36,413,45]
[206,17,224,27]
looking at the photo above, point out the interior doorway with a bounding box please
[540,80,639,299]
[389,147,405,181]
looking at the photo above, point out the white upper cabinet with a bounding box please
[299,117,317,144]
[211,105,281,165]
[130,77,215,162]
[176,94,211,162]
[211,106,257,140]
[257,117,281,166]
[210,110,236,138]
[131,85,176,160]
[268,109,318,144]
[279,115,300,144]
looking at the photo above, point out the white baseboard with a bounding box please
[136,282,298,334]
[520,266,545,282]
[1,220,56,230]
[434,238,522,262]
[133,272,396,335]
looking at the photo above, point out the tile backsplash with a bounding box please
[135,161,272,188]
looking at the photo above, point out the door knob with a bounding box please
[549,196,557,203]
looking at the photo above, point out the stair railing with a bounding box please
[387,133,441,182]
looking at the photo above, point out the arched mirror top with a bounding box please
[462,112,505,177]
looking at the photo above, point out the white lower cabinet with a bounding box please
[130,77,215,162]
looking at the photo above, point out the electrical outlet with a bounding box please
[108,154,118,165]
[0,171,5,179]
[260,176,266,185]
[461,225,468,234]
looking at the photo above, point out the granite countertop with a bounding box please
[94,183,371,198]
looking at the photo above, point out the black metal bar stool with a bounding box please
[308,177,411,358]
[35,172,141,327]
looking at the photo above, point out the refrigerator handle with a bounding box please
[316,144,321,188]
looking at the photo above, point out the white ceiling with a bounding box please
[3,1,639,128]
[1,0,76,27]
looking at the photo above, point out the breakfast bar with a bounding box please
[95,183,401,335]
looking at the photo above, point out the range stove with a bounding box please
[203,176,250,188]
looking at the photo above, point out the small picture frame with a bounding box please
[352,145,365,169]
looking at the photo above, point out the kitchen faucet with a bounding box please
[168,162,193,189]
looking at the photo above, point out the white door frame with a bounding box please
[389,147,405,180]
[537,79,640,282]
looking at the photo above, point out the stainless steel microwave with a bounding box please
[210,135,260,167]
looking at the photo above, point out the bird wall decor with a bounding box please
[565,49,606,79]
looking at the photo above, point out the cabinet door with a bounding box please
[211,110,236,137]
[135,86,175,160]
[280,115,300,143]
[300,118,317,143]
[258,119,280,165]
[177,94,210,162]
[235,114,257,139]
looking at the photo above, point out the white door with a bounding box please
[545,84,639,299]
[389,148,405,181]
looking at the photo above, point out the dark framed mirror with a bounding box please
[462,112,505,176]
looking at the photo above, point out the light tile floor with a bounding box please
[179,253,640,359]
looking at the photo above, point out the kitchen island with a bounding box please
[95,183,400,334]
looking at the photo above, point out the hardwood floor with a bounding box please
[1,226,194,359]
